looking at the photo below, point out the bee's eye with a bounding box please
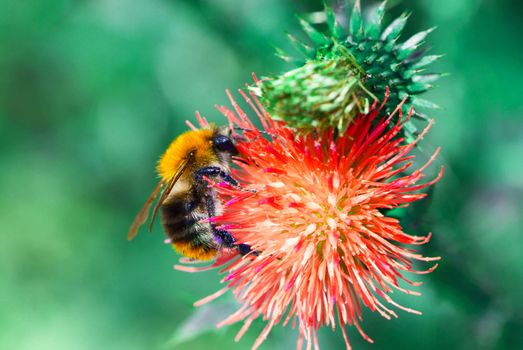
[213,135,237,154]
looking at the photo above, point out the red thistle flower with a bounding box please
[177,89,443,350]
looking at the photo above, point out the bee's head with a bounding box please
[212,127,238,156]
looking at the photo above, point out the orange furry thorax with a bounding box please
[157,128,217,182]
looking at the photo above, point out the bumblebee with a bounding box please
[127,126,250,261]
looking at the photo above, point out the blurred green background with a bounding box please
[1,0,522,349]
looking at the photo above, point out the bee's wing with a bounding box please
[147,156,190,232]
[127,181,164,240]
[127,154,193,241]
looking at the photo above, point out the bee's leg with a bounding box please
[194,166,238,186]
[195,166,256,193]
[213,228,236,247]
[203,193,234,247]
[203,192,255,255]
[238,243,256,256]
[197,167,256,255]
[214,228,256,256]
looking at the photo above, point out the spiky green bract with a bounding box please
[257,0,442,141]
[257,47,376,132]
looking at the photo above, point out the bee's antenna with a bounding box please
[234,126,272,136]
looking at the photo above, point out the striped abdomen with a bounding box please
[161,194,218,261]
